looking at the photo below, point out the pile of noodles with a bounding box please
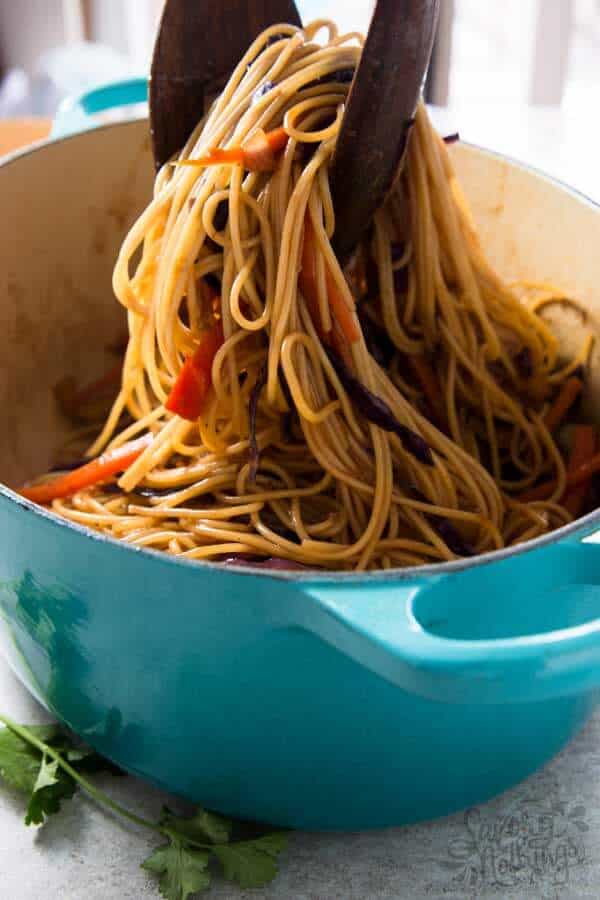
[50,19,592,570]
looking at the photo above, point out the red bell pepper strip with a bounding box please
[165,322,224,421]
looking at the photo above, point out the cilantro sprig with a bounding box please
[0,715,288,899]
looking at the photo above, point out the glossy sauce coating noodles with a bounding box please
[40,20,592,570]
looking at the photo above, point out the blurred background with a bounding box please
[0,1,598,190]
[0,0,596,114]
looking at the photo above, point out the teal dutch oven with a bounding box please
[1,81,600,829]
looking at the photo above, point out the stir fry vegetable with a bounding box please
[562,425,597,517]
[300,214,360,344]
[326,347,434,465]
[544,375,583,431]
[166,322,224,421]
[178,127,289,173]
[19,435,153,504]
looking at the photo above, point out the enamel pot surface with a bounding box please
[2,117,600,829]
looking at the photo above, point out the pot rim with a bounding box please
[2,118,599,584]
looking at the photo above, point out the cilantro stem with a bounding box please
[0,714,162,834]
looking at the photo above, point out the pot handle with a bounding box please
[298,539,600,704]
[51,78,148,139]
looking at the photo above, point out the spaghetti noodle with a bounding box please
[24,20,594,570]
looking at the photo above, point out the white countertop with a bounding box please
[2,663,600,900]
[2,104,600,899]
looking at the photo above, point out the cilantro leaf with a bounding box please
[0,719,291,897]
[33,755,61,793]
[0,723,119,827]
[142,838,211,900]
[161,807,232,845]
[25,755,77,826]
[0,725,62,793]
[151,810,287,893]
[212,833,288,889]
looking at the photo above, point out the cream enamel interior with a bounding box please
[1,120,600,492]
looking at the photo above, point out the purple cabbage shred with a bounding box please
[326,348,434,466]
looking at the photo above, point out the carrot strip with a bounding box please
[407,355,447,425]
[330,318,354,370]
[240,129,278,172]
[299,214,360,347]
[562,425,597,517]
[242,128,289,171]
[177,128,289,173]
[520,380,587,501]
[566,451,600,489]
[178,147,245,168]
[544,376,583,431]
[325,268,361,344]
[264,127,289,154]
[518,427,600,503]
[299,216,327,337]
[19,435,153,505]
